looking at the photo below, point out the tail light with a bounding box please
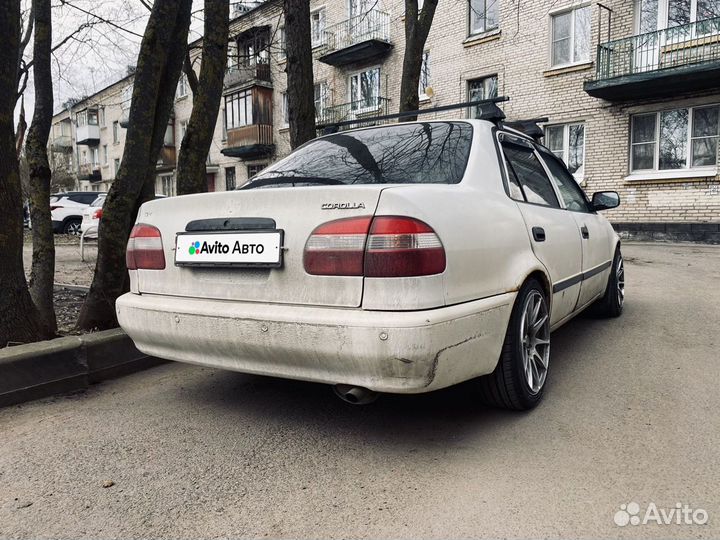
[92,208,103,220]
[304,216,446,277]
[126,224,165,270]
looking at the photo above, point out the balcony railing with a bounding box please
[222,124,274,158]
[317,97,390,129]
[594,16,720,81]
[224,62,272,89]
[76,124,100,145]
[323,10,391,54]
[78,163,101,181]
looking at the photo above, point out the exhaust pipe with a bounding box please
[333,384,378,405]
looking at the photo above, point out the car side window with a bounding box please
[538,150,590,213]
[501,141,560,208]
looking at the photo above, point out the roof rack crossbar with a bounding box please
[317,96,510,132]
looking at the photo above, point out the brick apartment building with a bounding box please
[50,0,720,240]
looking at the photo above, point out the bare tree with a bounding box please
[26,0,57,334]
[283,0,316,148]
[399,0,439,121]
[0,0,47,346]
[176,0,230,195]
[78,0,193,331]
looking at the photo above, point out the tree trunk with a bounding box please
[26,0,57,335]
[399,0,439,121]
[77,0,192,331]
[0,0,45,346]
[283,0,316,148]
[176,0,229,196]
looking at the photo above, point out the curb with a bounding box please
[0,328,164,408]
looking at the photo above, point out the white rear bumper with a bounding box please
[116,292,515,393]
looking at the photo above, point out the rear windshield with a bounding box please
[90,195,106,207]
[246,121,473,188]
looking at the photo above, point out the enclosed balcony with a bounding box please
[78,163,101,182]
[156,146,177,171]
[585,16,720,101]
[222,124,274,158]
[76,124,100,146]
[319,10,393,67]
[317,96,390,131]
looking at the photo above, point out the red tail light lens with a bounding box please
[126,224,165,270]
[303,216,445,277]
[365,217,446,277]
[92,208,103,220]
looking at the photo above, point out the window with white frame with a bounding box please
[469,0,499,36]
[349,67,380,110]
[113,121,120,144]
[551,6,591,67]
[314,82,329,122]
[177,74,188,99]
[180,120,188,141]
[419,51,431,99]
[311,8,326,47]
[637,0,720,33]
[114,158,120,176]
[545,122,585,179]
[282,92,289,126]
[103,145,108,165]
[631,105,720,172]
[225,89,253,130]
[278,26,286,60]
[467,75,498,118]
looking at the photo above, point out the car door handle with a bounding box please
[581,225,590,239]
[532,227,546,242]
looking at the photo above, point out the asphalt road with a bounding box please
[2,242,719,539]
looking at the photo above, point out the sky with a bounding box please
[17,0,210,122]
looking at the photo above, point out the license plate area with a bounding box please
[175,230,283,268]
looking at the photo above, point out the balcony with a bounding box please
[317,97,390,131]
[78,163,101,182]
[224,63,272,90]
[319,10,393,67]
[76,124,100,146]
[585,16,720,101]
[221,124,274,158]
[50,135,73,153]
[156,146,176,171]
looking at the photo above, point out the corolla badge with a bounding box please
[321,202,366,210]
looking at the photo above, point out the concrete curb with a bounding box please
[0,328,164,408]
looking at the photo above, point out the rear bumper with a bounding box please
[116,292,515,393]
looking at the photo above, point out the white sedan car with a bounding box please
[80,194,106,238]
[117,119,623,410]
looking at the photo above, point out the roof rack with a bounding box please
[503,118,549,142]
[317,96,510,133]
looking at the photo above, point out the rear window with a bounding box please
[90,195,106,207]
[247,122,473,188]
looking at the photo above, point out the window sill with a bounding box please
[543,61,593,77]
[419,95,432,104]
[279,126,289,133]
[624,168,717,183]
[463,29,501,48]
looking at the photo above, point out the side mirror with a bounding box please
[591,191,620,211]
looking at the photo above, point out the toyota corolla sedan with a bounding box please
[117,119,623,410]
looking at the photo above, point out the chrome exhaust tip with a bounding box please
[333,384,379,405]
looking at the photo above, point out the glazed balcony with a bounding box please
[318,10,393,67]
[76,124,100,146]
[585,16,720,100]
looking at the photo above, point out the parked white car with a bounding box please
[117,119,623,410]
[51,191,105,235]
[80,194,106,238]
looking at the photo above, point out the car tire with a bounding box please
[478,278,550,411]
[63,218,81,236]
[588,248,624,318]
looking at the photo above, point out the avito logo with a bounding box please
[188,240,265,256]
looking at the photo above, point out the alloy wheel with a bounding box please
[616,255,625,307]
[520,290,550,395]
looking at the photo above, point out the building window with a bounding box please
[103,145,108,165]
[113,121,120,144]
[177,74,188,99]
[314,82,329,122]
[631,105,720,171]
[160,175,175,197]
[225,167,236,190]
[545,122,585,179]
[639,0,720,33]
[180,120,188,140]
[114,158,120,176]
[225,89,253,130]
[469,0,499,36]
[247,163,265,178]
[164,122,175,147]
[278,26,286,60]
[311,8,326,47]
[91,147,99,166]
[551,6,591,67]
[467,75,498,118]
[98,108,105,127]
[349,67,381,109]
[282,92,289,126]
[419,51,431,99]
